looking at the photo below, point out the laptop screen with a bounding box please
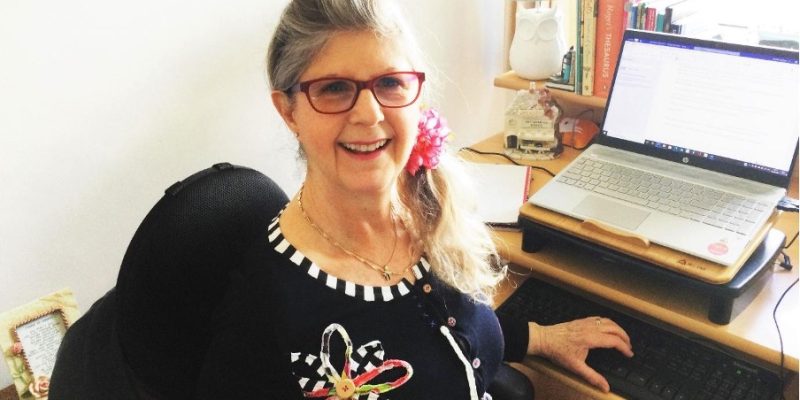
[599,30,799,188]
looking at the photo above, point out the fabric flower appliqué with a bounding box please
[291,323,413,399]
[405,108,451,176]
[28,375,50,398]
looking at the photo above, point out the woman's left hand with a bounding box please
[527,317,634,393]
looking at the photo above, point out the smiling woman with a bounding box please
[0,0,513,394]
[11,0,642,398]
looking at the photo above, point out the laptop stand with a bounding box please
[519,216,785,325]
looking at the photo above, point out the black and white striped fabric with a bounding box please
[267,216,430,302]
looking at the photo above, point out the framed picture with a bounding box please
[0,288,79,400]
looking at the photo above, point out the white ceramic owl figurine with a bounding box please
[509,4,567,80]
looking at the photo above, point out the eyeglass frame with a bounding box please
[286,71,426,114]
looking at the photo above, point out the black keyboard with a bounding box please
[496,277,783,400]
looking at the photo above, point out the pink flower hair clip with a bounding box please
[405,108,452,176]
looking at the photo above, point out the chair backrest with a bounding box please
[50,163,289,399]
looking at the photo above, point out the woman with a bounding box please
[196,0,633,398]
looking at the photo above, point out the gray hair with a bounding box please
[266,0,504,303]
[267,0,425,92]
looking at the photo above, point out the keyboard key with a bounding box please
[662,385,679,399]
[627,371,649,386]
[649,380,665,395]
[612,365,630,378]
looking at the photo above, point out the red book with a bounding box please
[593,0,626,98]
[645,6,657,30]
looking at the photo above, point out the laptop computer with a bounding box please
[530,30,799,267]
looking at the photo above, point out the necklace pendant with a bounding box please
[382,266,392,281]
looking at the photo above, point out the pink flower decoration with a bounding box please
[535,88,558,119]
[405,108,451,176]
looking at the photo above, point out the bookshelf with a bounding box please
[497,1,608,119]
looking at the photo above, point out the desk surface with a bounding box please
[466,134,799,377]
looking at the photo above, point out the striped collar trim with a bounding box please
[267,216,430,302]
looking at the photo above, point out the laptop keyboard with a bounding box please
[496,277,783,400]
[557,158,772,236]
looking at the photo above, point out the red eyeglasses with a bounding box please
[289,71,425,114]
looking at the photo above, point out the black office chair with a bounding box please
[49,163,289,399]
[49,163,533,399]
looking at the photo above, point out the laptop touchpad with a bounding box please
[572,195,649,231]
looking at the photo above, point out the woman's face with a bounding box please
[276,30,421,197]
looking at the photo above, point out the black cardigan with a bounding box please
[193,217,529,399]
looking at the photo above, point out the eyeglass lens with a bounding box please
[306,72,421,113]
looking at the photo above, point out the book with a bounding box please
[640,0,680,32]
[656,12,664,31]
[546,47,576,92]
[463,162,531,228]
[662,5,673,32]
[575,0,584,95]
[580,0,597,96]
[545,80,576,91]
[593,0,626,98]
[644,6,657,30]
[625,0,641,29]
[636,2,646,29]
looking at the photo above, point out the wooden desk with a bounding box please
[467,133,800,399]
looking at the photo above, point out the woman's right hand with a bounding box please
[527,317,634,393]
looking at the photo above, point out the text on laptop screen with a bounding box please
[602,34,799,178]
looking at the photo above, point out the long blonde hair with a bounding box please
[267,0,505,303]
[396,153,506,304]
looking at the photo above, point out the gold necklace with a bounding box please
[297,184,414,281]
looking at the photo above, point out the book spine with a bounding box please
[656,12,664,31]
[626,1,635,28]
[636,2,647,29]
[581,0,597,96]
[644,6,656,30]
[545,81,577,91]
[628,0,640,28]
[568,47,576,85]
[593,0,625,98]
[575,0,583,94]
[662,6,673,32]
[622,1,630,29]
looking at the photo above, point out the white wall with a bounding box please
[0,0,507,387]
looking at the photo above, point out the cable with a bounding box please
[784,231,798,250]
[458,147,557,177]
[459,147,522,165]
[772,277,798,400]
[777,196,799,212]
[528,166,556,177]
[778,252,793,271]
